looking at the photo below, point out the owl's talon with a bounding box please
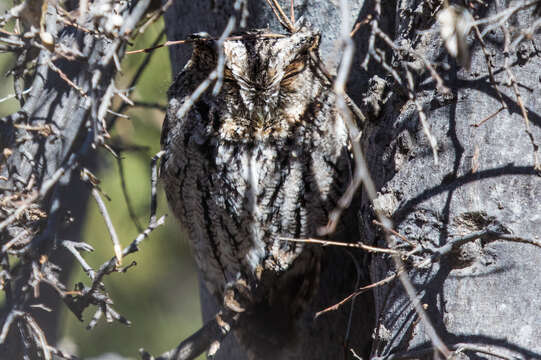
[223,278,254,313]
[224,288,246,313]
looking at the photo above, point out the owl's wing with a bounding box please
[161,52,217,145]
[161,64,200,148]
[160,111,170,147]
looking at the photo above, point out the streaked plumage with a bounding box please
[161,27,353,358]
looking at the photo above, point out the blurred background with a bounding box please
[0,1,202,358]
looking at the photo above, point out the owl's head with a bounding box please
[190,27,324,134]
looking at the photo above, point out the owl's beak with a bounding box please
[253,111,265,128]
[238,85,277,128]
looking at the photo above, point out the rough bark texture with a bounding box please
[365,0,541,358]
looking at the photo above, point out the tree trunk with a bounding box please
[365,1,541,358]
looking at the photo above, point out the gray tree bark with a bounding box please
[365,1,541,359]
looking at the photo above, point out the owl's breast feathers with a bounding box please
[162,90,350,298]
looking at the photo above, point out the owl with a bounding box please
[160,26,354,358]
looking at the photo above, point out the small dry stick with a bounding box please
[372,220,416,247]
[473,106,506,128]
[290,0,295,24]
[279,236,402,255]
[126,34,286,55]
[374,25,449,95]
[84,170,123,264]
[405,68,439,164]
[0,159,75,233]
[126,39,190,54]
[472,25,507,127]
[25,314,52,360]
[316,0,370,236]
[453,343,518,360]
[510,17,541,49]
[350,4,451,355]
[62,241,96,279]
[47,60,87,97]
[137,0,174,35]
[501,25,540,171]
[117,155,144,232]
[266,0,295,32]
[371,342,520,360]
[0,310,24,343]
[430,227,541,262]
[315,270,403,318]
[477,0,541,38]
[140,310,240,360]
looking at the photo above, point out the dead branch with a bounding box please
[140,309,240,360]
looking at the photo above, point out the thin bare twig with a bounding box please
[47,59,87,97]
[84,171,123,264]
[264,0,295,32]
[371,342,522,360]
[311,0,368,236]
[374,26,449,95]
[510,17,541,49]
[25,314,51,360]
[62,241,95,279]
[136,0,174,35]
[473,106,506,127]
[353,3,451,354]
[279,236,402,255]
[0,87,32,104]
[290,0,295,24]
[140,310,240,360]
[45,345,79,360]
[501,25,540,171]
[372,220,416,247]
[477,0,541,38]
[126,39,188,55]
[117,155,144,233]
[0,156,78,233]
[470,24,507,127]
[316,270,403,318]
[212,18,236,95]
[0,310,24,343]
[0,1,158,357]
[93,215,166,290]
[132,101,167,111]
[125,33,286,55]
[429,227,541,262]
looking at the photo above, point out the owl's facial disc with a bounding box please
[221,28,319,126]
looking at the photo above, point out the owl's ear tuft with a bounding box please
[308,34,320,52]
[189,32,217,64]
[294,16,307,30]
[189,32,214,45]
[293,27,320,54]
